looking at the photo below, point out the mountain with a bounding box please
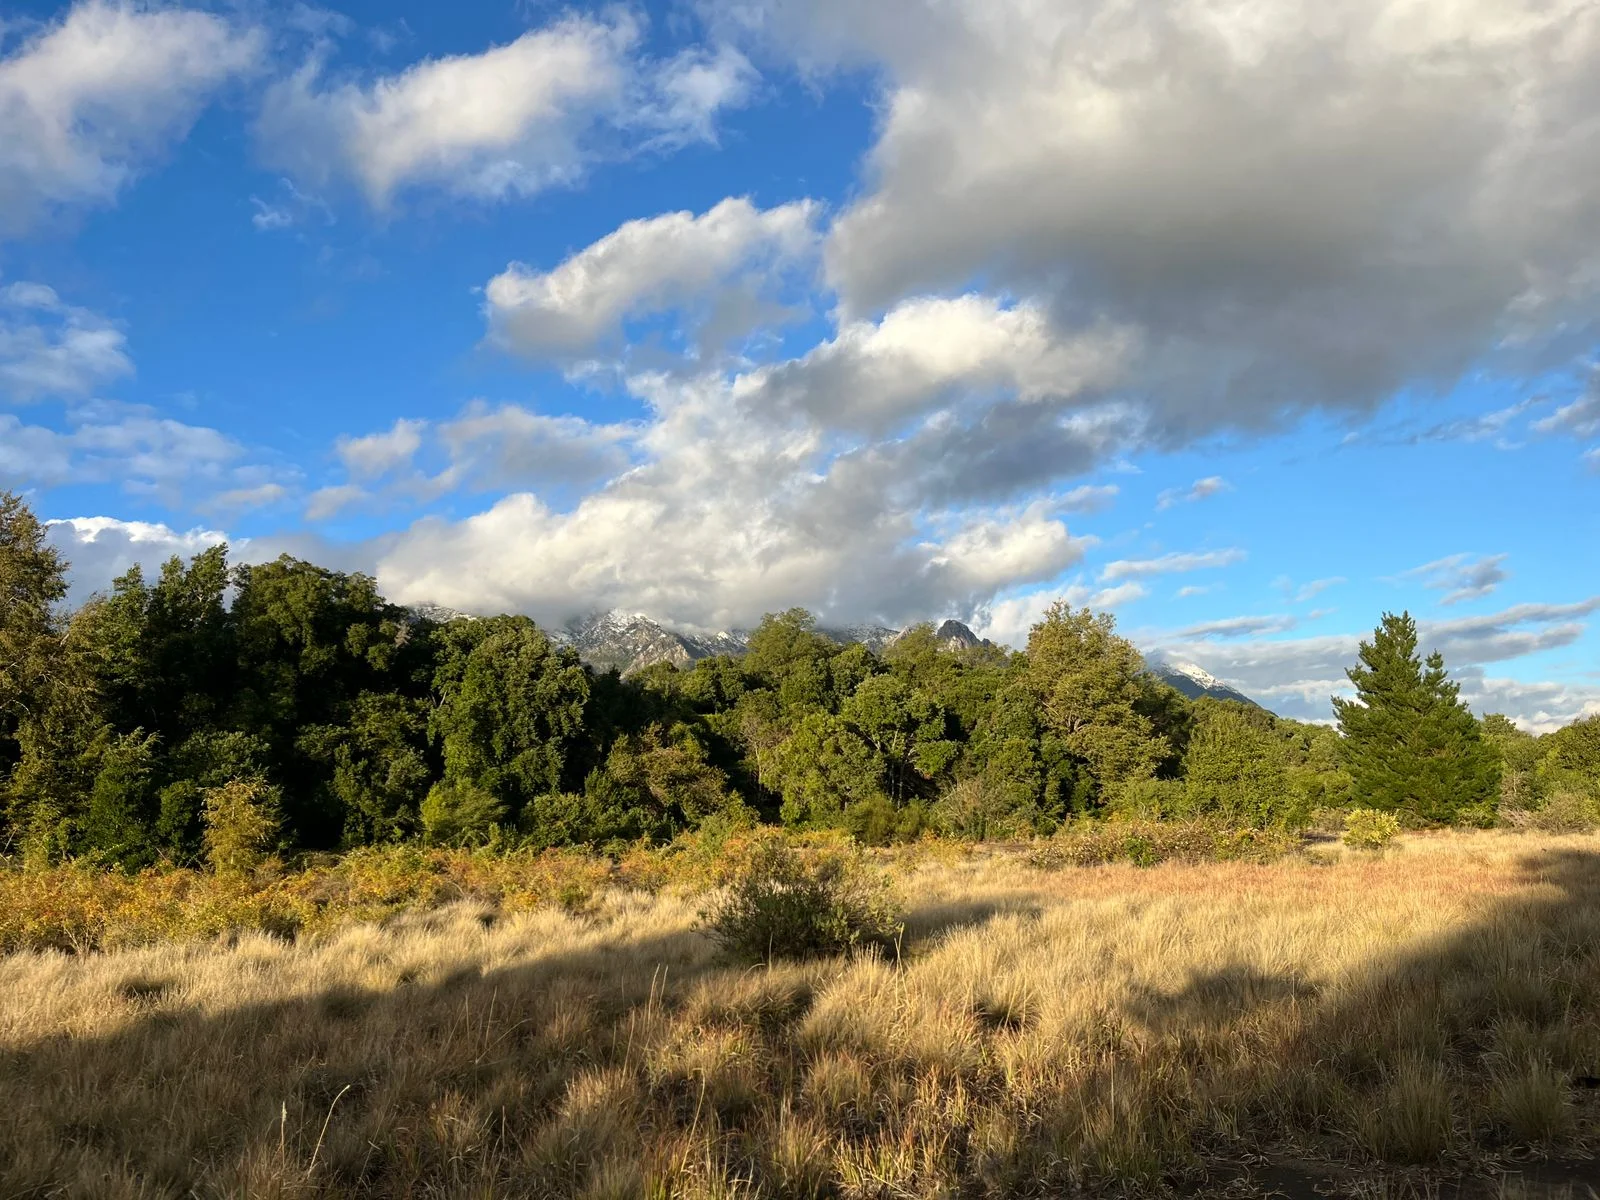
[556,611,748,674]
[819,623,902,653]
[414,606,1260,706]
[1146,656,1260,706]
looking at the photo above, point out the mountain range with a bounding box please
[414,606,1259,706]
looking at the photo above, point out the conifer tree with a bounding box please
[1333,612,1499,823]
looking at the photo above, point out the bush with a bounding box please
[202,778,282,876]
[1504,791,1599,834]
[1343,807,1401,850]
[701,835,903,963]
[420,780,508,846]
[1028,818,1297,869]
[932,776,1038,840]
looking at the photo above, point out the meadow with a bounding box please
[3,830,1599,1198]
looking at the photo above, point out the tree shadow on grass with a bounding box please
[1,850,1598,1198]
[1124,848,1600,1197]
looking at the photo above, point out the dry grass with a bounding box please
[3,831,1600,1197]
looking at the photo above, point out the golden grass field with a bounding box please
[3,832,1599,1198]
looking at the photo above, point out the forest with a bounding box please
[3,490,1596,868]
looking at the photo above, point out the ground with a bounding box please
[2,832,1598,1198]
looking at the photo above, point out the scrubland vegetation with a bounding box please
[2,831,1599,1197]
[7,489,1600,1196]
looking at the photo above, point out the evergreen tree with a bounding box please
[1333,612,1499,823]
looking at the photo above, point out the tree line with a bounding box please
[2,491,1595,867]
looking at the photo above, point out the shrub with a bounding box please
[1028,818,1297,869]
[1505,791,1599,834]
[701,835,903,963]
[202,778,282,876]
[420,780,508,846]
[931,776,1037,840]
[1343,807,1401,850]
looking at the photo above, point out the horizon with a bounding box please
[3,0,1598,732]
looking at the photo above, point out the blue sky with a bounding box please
[2,0,1597,729]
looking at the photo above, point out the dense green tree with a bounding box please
[1181,702,1299,827]
[429,617,590,825]
[1333,612,1499,823]
[1539,714,1600,797]
[1024,605,1171,802]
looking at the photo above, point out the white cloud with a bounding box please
[0,402,254,505]
[204,482,288,513]
[365,370,1095,631]
[305,483,368,521]
[259,16,752,206]
[434,404,633,493]
[737,295,1135,433]
[1534,373,1600,442]
[0,0,260,234]
[1288,576,1345,603]
[45,515,229,605]
[1401,552,1509,605]
[973,580,1148,650]
[485,197,818,364]
[0,281,132,400]
[336,417,426,478]
[717,0,1600,441]
[1100,548,1246,582]
[1177,613,1298,639]
[1156,475,1230,510]
[1058,484,1119,514]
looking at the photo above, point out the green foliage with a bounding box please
[701,835,903,963]
[1343,807,1401,850]
[82,730,162,869]
[429,616,590,824]
[1538,715,1600,798]
[1025,605,1171,796]
[1334,612,1500,824]
[932,775,1038,840]
[202,778,282,875]
[5,487,1598,865]
[420,780,508,847]
[1180,702,1303,828]
[1508,791,1599,834]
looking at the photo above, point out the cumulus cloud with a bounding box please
[259,16,751,206]
[0,282,132,400]
[485,198,818,365]
[304,484,368,521]
[365,372,1093,631]
[1100,548,1246,582]
[716,0,1600,442]
[973,580,1149,650]
[336,417,426,478]
[1156,475,1231,510]
[0,402,255,505]
[45,516,229,605]
[737,295,1135,433]
[0,0,260,234]
[1401,552,1510,605]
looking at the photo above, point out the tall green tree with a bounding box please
[428,616,590,827]
[1333,612,1499,823]
[1024,604,1172,803]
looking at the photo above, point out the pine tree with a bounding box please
[1333,612,1499,823]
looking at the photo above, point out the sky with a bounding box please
[2,0,1598,731]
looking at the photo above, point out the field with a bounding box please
[3,832,1599,1198]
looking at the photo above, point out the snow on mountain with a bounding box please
[1145,655,1259,706]
[410,605,1259,707]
